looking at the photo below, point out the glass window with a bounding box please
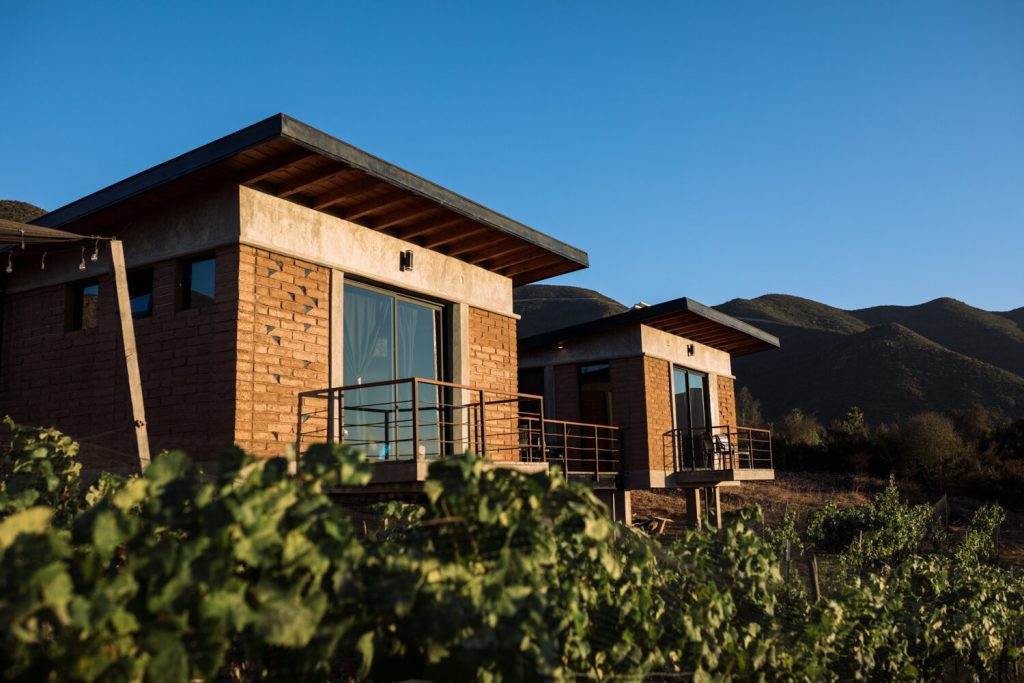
[128,269,154,318]
[672,366,710,469]
[342,282,445,460]
[70,282,99,331]
[579,362,613,424]
[182,256,215,309]
[673,366,709,433]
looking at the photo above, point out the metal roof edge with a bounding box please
[34,115,286,229]
[31,114,589,271]
[278,115,588,268]
[519,295,780,351]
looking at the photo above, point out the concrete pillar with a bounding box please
[450,303,471,454]
[613,489,632,525]
[685,488,704,528]
[707,486,722,530]
[594,489,633,524]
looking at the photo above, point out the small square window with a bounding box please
[128,269,154,318]
[70,282,100,331]
[182,256,215,309]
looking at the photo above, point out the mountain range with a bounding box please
[514,286,1024,425]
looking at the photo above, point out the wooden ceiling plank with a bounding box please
[242,148,320,185]
[310,176,386,210]
[510,260,574,287]
[392,215,467,241]
[276,164,356,198]
[421,226,489,250]
[470,242,535,266]
[341,192,412,221]
[446,232,509,258]
[500,252,558,276]
[374,203,439,230]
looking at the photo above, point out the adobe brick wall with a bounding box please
[468,307,518,460]
[643,356,673,471]
[0,247,239,471]
[605,356,648,472]
[716,375,737,429]
[234,246,330,458]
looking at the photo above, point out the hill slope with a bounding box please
[720,294,1024,422]
[514,288,1024,424]
[513,285,627,338]
[0,200,45,223]
[852,298,1024,378]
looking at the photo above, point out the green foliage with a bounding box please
[1,420,1024,680]
[806,477,939,575]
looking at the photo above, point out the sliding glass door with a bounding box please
[672,366,710,468]
[343,282,444,459]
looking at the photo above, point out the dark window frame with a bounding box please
[128,268,154,319]
[179,254,216,310]
[578,361,613,425]
[68,280,100,331]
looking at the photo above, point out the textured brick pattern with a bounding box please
[234,247,330,457]
[468,307,518,460]
[643,356,673,471]
[0,248,239,471]
[717,375,737,429]
[608,356,650,471]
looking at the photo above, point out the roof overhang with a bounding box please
[33,114,588,286]
[520,296,780,357]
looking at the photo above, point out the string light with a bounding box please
[91,239,99,262]
[19,230,24,250]
[79,246,87,271]
[5,252,12,274]
[40,252,46,271]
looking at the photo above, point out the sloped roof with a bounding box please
[33,114,588,285]
[520,296,780,357]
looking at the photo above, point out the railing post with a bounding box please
[339,391,345,445]
[562,422,569,478]
[412,379,421,464]
[295,394,305,471]
[478,389,487,456]
[593,425,599,475]
[326,390,335,444]
[539,397,547,463]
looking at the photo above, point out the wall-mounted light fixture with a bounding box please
[400,250,414,272]
[687,343,695,356]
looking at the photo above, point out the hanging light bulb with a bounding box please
[90,239,99,262]
[79,246,87,271]
[19,230,25,250]
[5,252,12,274]
[40,252,46,271]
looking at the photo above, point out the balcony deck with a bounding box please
[662,425,774,487]
[296,377,622,490]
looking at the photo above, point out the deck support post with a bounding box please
[109,239,151,472]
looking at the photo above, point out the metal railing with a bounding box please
[520,416,621,478]
[662,425,773,473]
[296,378,622,478]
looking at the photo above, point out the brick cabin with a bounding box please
[0,115,587,476]
[517,297,780,526]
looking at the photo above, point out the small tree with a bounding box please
[735,386,765,427]
[897,412,965,486]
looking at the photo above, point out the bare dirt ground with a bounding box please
[631,471,1024,567]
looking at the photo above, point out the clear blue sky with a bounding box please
[2,1,1022,311]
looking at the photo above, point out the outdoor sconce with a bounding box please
[687,343,695,356]
[400,250,414,271]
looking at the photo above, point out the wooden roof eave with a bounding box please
[33,114,589,286]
